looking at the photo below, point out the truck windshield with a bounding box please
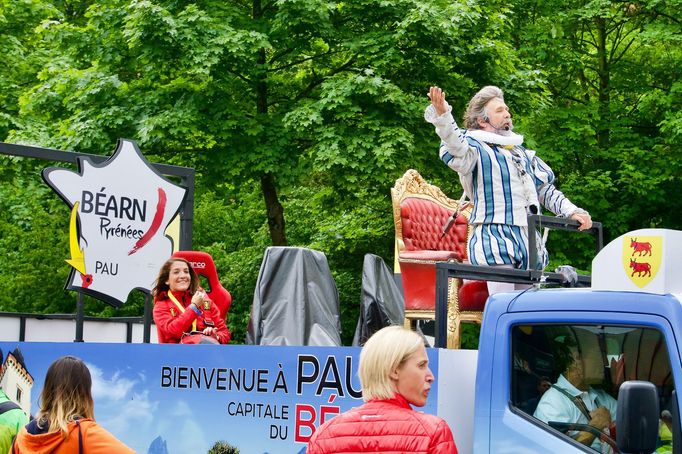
[511,324,675,453]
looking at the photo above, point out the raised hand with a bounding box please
[428,86,447,116]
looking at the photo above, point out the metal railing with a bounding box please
[434,215,603,348]
[0,311,155,343]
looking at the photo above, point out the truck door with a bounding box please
[484,312,678,454]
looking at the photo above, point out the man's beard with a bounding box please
[496,121,513,136]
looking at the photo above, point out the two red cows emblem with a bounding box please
[622,236,661,288]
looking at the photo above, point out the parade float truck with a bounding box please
[1,229,677,454]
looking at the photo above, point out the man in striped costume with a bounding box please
[424,86,591,293]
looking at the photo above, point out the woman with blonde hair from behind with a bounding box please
[11,356,134,454]
[307,325,458,453]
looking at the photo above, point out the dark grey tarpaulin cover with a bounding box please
[246,247,341,346]
[352,254,405,346]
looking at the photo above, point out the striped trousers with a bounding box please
[468,223,548,271]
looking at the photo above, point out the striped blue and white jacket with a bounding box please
[425,105,584,227]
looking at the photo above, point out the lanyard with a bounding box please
[168,291,197,332]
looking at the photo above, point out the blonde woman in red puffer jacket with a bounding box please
[307,326,458,454]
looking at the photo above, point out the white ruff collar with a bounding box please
[467,129,524,146]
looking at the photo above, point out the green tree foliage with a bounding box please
[509,0,682,269]
[1,0,678,345]
[3,0,523,343]
[0,156,72,313]
[0,0,59,139]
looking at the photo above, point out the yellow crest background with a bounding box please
[622,236,662,288]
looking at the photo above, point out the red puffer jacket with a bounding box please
[307,393,458,454]
[153,290,230,344]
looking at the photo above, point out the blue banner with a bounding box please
[0,342,439,453]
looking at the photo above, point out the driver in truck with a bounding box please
[534,341,617,452]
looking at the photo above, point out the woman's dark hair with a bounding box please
[151,257,199,298]
[37,356,94,436]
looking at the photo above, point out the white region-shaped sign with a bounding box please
[42,139,187,307]
[592,228,682,294]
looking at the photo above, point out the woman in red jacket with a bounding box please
[11,356,134,454]
[307,325,458,453]
[152,257,231,344]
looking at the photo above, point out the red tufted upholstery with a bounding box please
[391,169,489,348]
[401,198,468,257]
[172,251,232,321]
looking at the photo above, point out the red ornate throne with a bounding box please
[172,251,232,320]
[391,169,489,349]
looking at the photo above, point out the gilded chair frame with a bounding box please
[391,169,483,349]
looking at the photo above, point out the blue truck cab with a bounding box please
[460,229,682,453]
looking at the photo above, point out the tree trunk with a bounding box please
[596,16,610,149]
[254,0,287,246]
[261,172,286,245]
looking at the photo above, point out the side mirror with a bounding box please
[616,380,659,454]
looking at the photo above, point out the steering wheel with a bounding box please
[548,421,619,453]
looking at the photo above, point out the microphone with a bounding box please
[483,116,511,133]
[441,193,468,238]
[440,212,457,239]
